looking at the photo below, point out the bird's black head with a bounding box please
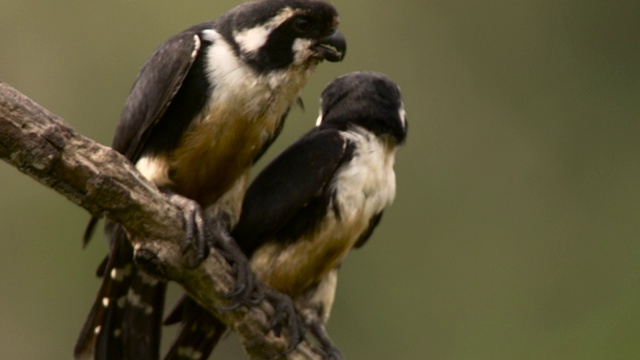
[217,0,346,73]
[318,72,408,145]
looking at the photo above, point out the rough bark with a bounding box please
[0,81,326,359]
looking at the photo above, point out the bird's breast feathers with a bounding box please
[333,129,397,223]
[252,129,397,297]
[137,29,312,206]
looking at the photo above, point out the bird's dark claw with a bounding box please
[265,288,305,353]
[168,193,210,268]
[308,321,343,360]
[206,219,264,309]
[219,261,264,310]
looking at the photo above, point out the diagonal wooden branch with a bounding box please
[0,81,325,360]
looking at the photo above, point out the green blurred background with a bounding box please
[2,0,640,359]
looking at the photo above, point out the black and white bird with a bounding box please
[75,1,346,359]
[165,71,407,359]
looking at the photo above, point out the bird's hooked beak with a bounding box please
[314,30,347,62]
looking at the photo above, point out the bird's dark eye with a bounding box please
[292,17,314,35]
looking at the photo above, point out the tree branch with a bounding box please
[0,81,325,359]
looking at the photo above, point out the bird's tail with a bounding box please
[163,296,227,360]
[75,223,167,360]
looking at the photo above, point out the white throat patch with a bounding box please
[203,28,313,119]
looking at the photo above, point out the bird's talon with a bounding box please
[264,289,305,351]
[168,193,210,268]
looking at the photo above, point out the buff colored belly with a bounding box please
[252,213,370,299]
[170,107,275,207]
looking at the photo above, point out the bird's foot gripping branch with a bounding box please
[0,81,333,360]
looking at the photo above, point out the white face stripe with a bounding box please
[233,7,296,54]
[233,26,270,54]
[201,29,220,43]
[398,103,407,129]
[315,110,323,127]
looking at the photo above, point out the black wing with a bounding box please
[84,23,214,245]
[111,28,205,161]
[232,128,353,256]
